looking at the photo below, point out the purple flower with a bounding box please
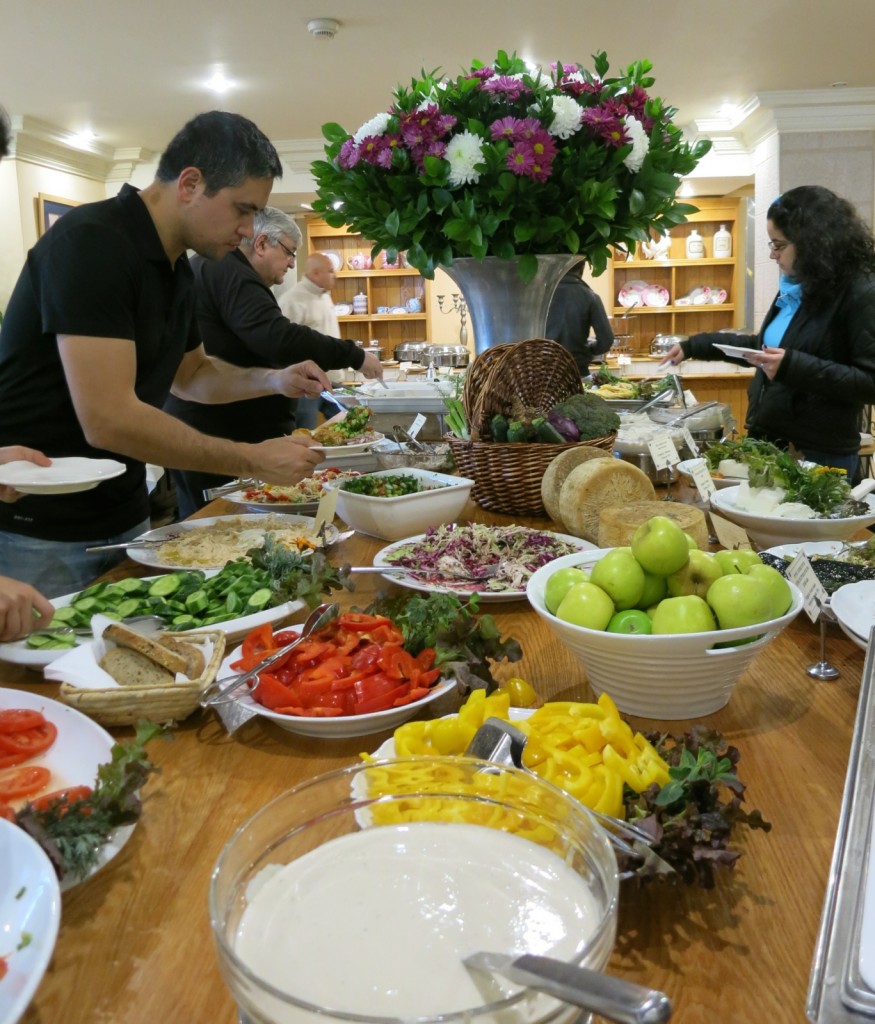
[506,133,556,182]
[467,67,494,82]
[482,75,531,101]
[359,135,393,166]
[399,105,457,149]
[581,106,628,148]
[338,138,360,169]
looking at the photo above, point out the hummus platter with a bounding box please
[126,514,336,571]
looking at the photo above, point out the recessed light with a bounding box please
[69,129,97,149]
[204,70,234,94]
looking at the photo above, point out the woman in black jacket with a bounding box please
[663,186,875,477]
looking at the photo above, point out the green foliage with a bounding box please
[311,51,710,281]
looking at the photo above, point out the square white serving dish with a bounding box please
[331,467,474,541]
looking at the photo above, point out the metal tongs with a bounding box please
[392,424,436,454]
[662,400,719,427]
[465,719,673,877]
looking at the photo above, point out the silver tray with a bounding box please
[808,626,875,1021]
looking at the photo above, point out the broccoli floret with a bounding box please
[549,392,620,440]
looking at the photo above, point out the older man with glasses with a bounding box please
[164,206,382,517]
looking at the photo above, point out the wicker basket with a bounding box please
[58,630,226,727]
[451,339,617,517]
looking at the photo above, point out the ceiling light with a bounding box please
[205,70,234,94]
[69,129,97,149]
[307,18,339,40]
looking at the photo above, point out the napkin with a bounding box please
[44,614,215,690]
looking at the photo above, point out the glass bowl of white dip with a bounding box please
[210,757,619,1024]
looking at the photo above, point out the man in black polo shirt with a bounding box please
[0,111,331,596]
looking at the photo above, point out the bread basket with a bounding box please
[446,339,616,517]
[58,630,226,727]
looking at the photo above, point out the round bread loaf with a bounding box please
[558,460,656,542]
[541,446,614,528]
[599,500,709,549]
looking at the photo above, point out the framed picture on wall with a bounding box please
[35,193,81,236]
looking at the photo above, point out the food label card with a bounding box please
[407,413,427,439]
[785,553,830,622]
[313,488,338,535]
[682,426,700,458]
[710,513,752,551]
[647,433,680,471]
[688,459,716,501]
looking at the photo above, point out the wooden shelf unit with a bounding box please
[306,218,430,349]
[608,196,745,355]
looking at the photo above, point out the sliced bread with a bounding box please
[161,638,206,680]
[103,622,188,676]
[99,647,175,688]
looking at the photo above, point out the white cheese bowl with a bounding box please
[526,549,803,719]
[710,485,875,548]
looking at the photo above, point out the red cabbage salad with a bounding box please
[381,524,581,592]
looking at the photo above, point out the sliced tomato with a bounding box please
[252,673,297,711]
[368,623,404,645]
[349,644,382,672]
[29,785,93,814]
[272,630,301,647]
[337,613,393,632]
[0,765,52,801]
[241,623,284,662]
[380,644,418,681]
[0,721,58,759]
[0,709,46,734]
[415,648,437,670]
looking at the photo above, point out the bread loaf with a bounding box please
[103,622,188,675]
[162,637,206,679]
[541,446,614,528]
[598,501,709,549]
[558,460,656,542]
[99,647,175,688]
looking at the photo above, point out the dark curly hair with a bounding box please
[768,186,875,306]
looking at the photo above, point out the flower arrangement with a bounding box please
[311,50,711,281]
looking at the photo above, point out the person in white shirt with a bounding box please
[280,253,346,427]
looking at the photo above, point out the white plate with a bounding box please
[217,639,456,738]
[334,303,352,316]
[763,541,847,560]
[0,457,126,495]
[617,281,648,308]
[126,513,336,571]
[0,572,305,670]
[0,819,61,1024]
[831,581,875,650]
[0,690,133,891]
[322,249,343,272]
[712,343,755,360]
[372,529,595,602]
[311,432,384,456]
[642,284,670,307]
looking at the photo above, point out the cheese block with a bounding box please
[541,446,614,528]
[558,460,656,542]
[599,501,709,549]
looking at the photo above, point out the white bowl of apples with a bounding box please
[525,515,803,720]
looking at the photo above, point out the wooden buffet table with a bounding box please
[5,495,864,1024]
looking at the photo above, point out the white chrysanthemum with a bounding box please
[622,115,650,173]
[545,94,583,140]
[353,112,391,145]
[530,70,554,90]
[445,130,485,187]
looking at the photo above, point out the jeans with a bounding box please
[0,519,151,599]
[799,448,859,479]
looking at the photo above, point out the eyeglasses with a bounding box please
[768,239,791,253]
[274,239,297,261]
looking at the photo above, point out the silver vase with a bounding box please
[442,254,585,355]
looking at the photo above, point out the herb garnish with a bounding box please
[365,591,522,692]
[248,539,353,609]
[16,720,166,881]
[620,725,771,888]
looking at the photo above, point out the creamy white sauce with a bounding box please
[733,482,818,518]
[234,822,603,1023]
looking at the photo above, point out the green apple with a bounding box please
[607,609,653,635]
[666,550,724,598]
[545,566,589,614]
[744,563,793,617]
[714,549,761,575]
[589,548,645,610]
[631,515,690,576]
[651,595,717,634]
[706,574,774,629]
[684,532,698,550]
[556,581,615,631]
[638,570,667,610]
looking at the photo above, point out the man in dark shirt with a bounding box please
[164,206,381,517]
[0,111,331,595]
[546,268,615,374]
